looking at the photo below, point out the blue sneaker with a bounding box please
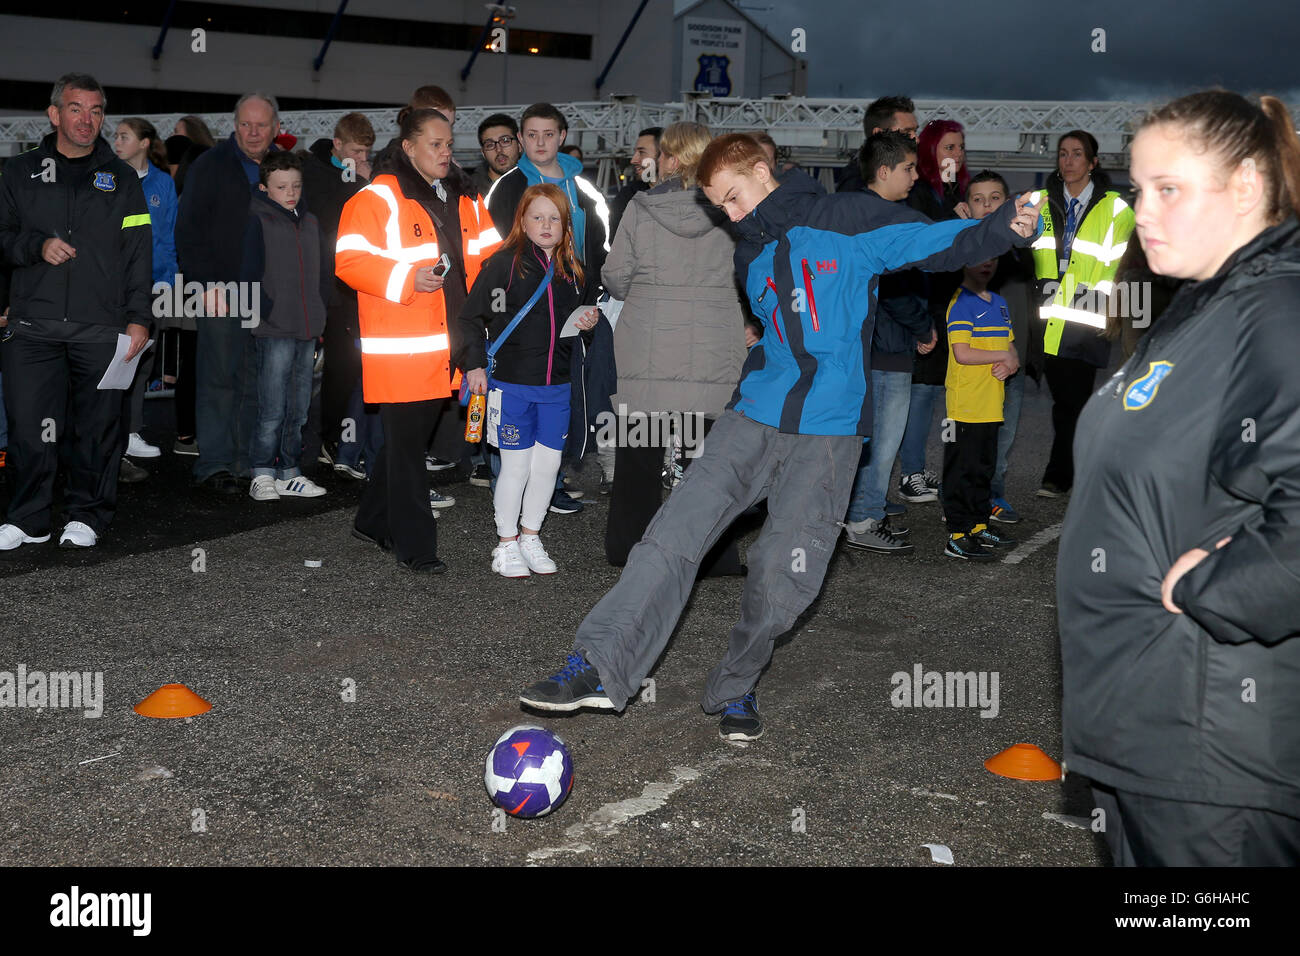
[718,691,763,741]
[519,653,615,712]
[990,497,1021,523]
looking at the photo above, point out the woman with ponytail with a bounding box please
[1058,90,1300,866]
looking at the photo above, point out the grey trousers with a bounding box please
[575,410,861,713]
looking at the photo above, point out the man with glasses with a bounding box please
[176,92,281,493]
[473,113,520,197]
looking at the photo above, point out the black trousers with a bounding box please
[604,414,743,576]
[1043,355,1098,490]
[1091,784,1300,866]
[319,309,361,447]
[1,331,124,537]
[941,420,999,535]
[355,398,442,567]
[174,329,197,439]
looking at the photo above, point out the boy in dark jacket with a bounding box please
[241,151,331,501]
[519,134,1043,741]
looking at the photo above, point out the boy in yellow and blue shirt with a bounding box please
[942,258,1019,560]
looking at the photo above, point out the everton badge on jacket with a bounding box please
[93,171,116,192]
[1123,360,1174,411]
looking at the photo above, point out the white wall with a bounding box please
[0,1,674,111]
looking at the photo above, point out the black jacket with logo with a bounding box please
[0,133,151,330]
[1059,217,1300,815]
[453,240,593,387]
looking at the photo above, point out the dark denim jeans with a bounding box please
[250,336,315,480]
[194,316,258,481]
[991,371,1024,500]
[335,376,384,477]
[899,382,945,478]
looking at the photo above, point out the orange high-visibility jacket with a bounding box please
[335,173,502,403]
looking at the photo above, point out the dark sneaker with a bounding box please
[922,468,941,491]
[1036,481,1067,499]
[881,515,909,537]
[899,472,938,503]
[118,456,149,484]
[719,692,763,741]
[548,489,583,514]
[425,455,457,472]
[399,557,448,574]
[469,463,492,488]
[197,470,239,495]
[971,523,1016,549]
[173,438,198,456]
[519,653,615,712]
[990,496,1021,523]
[317,441,336,466]
[945,533,995,561]
[844,517,913,553]
[884,500,906,517]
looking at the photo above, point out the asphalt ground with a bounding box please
[0,374,1109,868]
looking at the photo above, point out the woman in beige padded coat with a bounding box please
[600,122,750,572]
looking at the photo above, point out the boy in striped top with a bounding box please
[942,259,1019,560]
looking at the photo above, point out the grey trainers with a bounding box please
[844,517,914,554]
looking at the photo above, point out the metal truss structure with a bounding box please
[4,95,1296,189]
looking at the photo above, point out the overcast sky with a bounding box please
[678,0,1300,102]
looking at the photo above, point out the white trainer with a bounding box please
[127,432,161,458]
[517,534,557,574]
[275,476,327,498]
[250,475,280,501]
[491,540,531,578]
[0,524,51,551]
[58,521,97,549]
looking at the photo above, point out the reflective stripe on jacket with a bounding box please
[1032,183,1135,361]
[335,173,501,403]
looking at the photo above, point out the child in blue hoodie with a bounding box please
[518,134,1043,742]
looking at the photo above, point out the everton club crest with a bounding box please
[1123,360,1174,411]
[93,171,116,192]
[693,54,733,96]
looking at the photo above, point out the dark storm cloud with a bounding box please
[760,0,1300,102]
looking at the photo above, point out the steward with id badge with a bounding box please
[453,184,598,579]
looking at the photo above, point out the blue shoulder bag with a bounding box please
[459,259,555,405]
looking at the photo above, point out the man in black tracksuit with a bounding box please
[0,74,151,550]
[1059,218,1300,865]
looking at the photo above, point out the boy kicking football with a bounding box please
[519,134,1042,740]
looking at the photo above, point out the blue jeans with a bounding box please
[846,369,913,523]
[899,382,945,477]
[991,372,1024,499]
[194,316,259,481]
[335,377,384,477]
[250,337,314,480]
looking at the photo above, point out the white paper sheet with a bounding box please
[559,304,602,339]
[96,334,154,390]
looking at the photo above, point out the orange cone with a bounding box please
[134,683,212,719]
[984,743,1061,781]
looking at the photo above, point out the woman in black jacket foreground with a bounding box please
[1058,90,1300,866]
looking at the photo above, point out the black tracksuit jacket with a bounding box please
[0,133,151,331]
[1059,217,1300,816]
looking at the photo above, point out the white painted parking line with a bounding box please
[1002,522,1063,565]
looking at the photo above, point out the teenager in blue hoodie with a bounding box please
[485,103,611,512]
[518,134,1043,741]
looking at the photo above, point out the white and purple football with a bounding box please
[484,725,574,818]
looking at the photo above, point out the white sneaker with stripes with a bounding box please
[275,476,327,498]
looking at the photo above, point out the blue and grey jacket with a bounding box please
[727,174,1036,436]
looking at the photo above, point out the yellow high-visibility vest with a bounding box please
[1032,189,1135,355]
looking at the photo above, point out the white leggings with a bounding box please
[495,443,563,538]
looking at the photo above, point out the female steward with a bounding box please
[1058,90,1300,865]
